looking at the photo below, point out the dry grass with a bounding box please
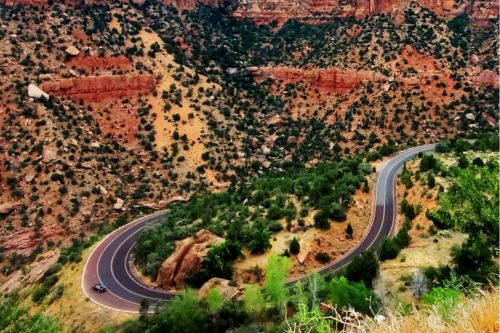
[356,288,499,333]
[34,246,133,332]
[233,172,375,284]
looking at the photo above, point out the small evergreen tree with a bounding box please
[289,237,300,255]
[346,223,353,239]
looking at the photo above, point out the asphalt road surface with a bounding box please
[82,143,436,312]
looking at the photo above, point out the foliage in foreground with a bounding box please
[0,294,61,333]
[116,252,381,333]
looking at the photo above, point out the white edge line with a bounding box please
[81,210,169,313]
[82,144,437,309]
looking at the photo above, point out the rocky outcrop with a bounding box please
[1,0,48,5]
[0,201,22,215]
[197,277,243,300]
[65,45,80,56]
[233,0,498,25]
[1,224,63,252]
[472,69,499,89]
[66,55,132,70]
[28,84,49,99]
[113,198,124,210]
[156,229,225,289]
[251,65,496,94]
[1,249,60,293]
[249,66,385,93]
[1,0,497,25]
[160,0,222,10]
[42,148,57,163]
[468,0,499,25]
[39,74,156,102]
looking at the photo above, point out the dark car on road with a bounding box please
[92,283,107,293]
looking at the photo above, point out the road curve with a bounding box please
[82,143,436,312]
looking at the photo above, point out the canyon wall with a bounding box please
[249,66,499,92]
[66,55,132,70]
[248,66,386,92]
[40,74,156,102]
[159,0,222,10]
[1,0,496,25]
[0,0,128,5]
[233,0,498,25]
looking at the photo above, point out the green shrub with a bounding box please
[315,252,330,264]
[341,251,379,288]
[289,237,300,255]
[314,210,330,230]
[379,238,401,261]
[328,276,381,315]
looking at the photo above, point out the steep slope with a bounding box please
[0,2,497,280]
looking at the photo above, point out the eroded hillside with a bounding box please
[0,1,497,279]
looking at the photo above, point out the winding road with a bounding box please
[82,143,436,312]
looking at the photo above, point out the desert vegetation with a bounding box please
[0,0,497,332]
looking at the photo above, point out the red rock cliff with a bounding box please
[159,0,221,10]
[156,229,225,289]
[40,74,156,102]
[1,0,496,25]
[249,66,386,92]
[233,0,498,25]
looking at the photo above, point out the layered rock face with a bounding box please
[0,0,131,5]
[472,69,499,89]
[233,0,498,25]
[40,74,156,102]
[66,55,131,70]
[1,0,48,5]
[160,0,222,10]
[1,0,496,25]
[248,66,386,92]
[250,65,498,92]
[156,229,225,289]
[468,0,499,24]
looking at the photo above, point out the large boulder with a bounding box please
[0,201,21,215]
[472,69,499,89]
[28,84,49,99]
[197,278,242,300]
[65,45,80,56]
[42,149,57,163]
[156,229,224,289]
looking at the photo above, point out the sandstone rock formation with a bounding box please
[65,45,80,56]
[472,69,499,89]
[249,66,385,93]
[39,74,156,102]
[1,0,497,25]
[66,55,132,70]
[233,0,498,25]
[197,277,243,300]
[0,201,21,215]
[1,249,60,293]
[1,224,63,252]
[113,198,124,210]
[42,148,57,163]
[156,229,224,289]
[160,0,222,10]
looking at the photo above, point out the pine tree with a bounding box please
[289,237,300,255]
[346,223,353,238]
